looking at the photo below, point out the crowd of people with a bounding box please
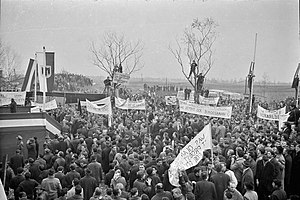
[1,91,300,200]
[54,73,93,93]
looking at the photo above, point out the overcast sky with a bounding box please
[1,0,299,82]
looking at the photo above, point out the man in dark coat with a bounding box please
[283,147,293,196]
[241,160,254,195]
[194,171,217,200]
[102,142,112,174]
[211,163,230,200]
[287,104,300,127]
[79,168,97,200]
[10,98,17,113]
[257,152,276,200]
[290,143,300,196]
[151,183,173,200]
[9,167,25,200]
[26,138,37,160]
[65,164,81,189]
[16,172,39,199]
[10,149,24,174]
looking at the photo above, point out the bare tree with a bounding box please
[0,40,22,90]
[90,32,144,79]
[169,18,217,99]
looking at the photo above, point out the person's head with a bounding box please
[75,185,82,195]
[16,167,23,175]
[201,171,208,180]
[93,187,101,196]
[137,171,145,180]
[70,164,76,171]
[57,166,64,172]
[130,187,138,197]
[25,172,31,179]
[115,183,125,191]
[141,194,150,200]
[172,188,183,199]
[215,163,223,173]
[85,168,91,175]
[276,146,284,154]
[155,183,164,193]
[193,167,201,176]
[48,168,55,176]
[73,178,80,186]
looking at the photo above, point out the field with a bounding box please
[90,76,295,102]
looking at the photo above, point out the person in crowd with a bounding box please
[66,178,84,199]
[223,182,243,200]
[269,179,287,200]
[41,168,62,200]
[10,98,17,113]
[87,155,103,185]
[67,185,83,200]
[241,160,254,195]
[79,169,98,200]
[243,182,258,200]
[211,163,230,200]
[10,149,24,174]
[9,167,25,200]
[151,183,173,200]
[16,172,39,200]
[194,171,217,200]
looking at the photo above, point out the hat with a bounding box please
[16,135,22,140]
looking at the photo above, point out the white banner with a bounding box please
[179,100,232,119]
[86,99,112,115]
[115,97,146,110]
[80,97,111,107]
[0,92,26,106]
[198,96,219,105]
[257,105,286,121]
[31,99,58,111]
[113,72,130,84]
[165,96,177,106]
[169,124,212,186]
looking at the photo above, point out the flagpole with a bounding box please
[34,53,37,102]
[43,46,46,112]
[249,33,257,114]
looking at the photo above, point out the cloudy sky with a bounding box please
[1,0,299,82]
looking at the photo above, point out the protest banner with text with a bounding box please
[257,105,286,121]
[179,100,232,119]
[169,124,212,186]
[0,92,26,106]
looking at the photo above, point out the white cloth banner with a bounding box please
[198,96,219,105]
[86,99,112,115]
[113,72,130,84]
[0,92,26,106]
[169,124,212,186]
[165,96,177,105]
[115,97,146,110]
[179,100,232,119]
[31,99,58,111]
[80,97,111,107]
[257,105,286,121]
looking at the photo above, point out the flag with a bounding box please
[292,63,300,89]
[168,124,212,186]
[21,52,55,92]
[21,59,35,91]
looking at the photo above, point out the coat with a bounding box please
[211,172,230,200]
[194,180,217,200]
[241,168,254,195]
[79,175,97,200]
[10,153,24,174]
